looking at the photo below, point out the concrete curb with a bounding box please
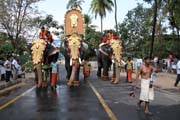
[0,79,22,91]
[0,82,25,97]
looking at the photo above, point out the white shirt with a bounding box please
[4,60,11,71]
[16,63,22,75]
[12,59,18,69]
[0,65,6,74]
[154,57,158,63]
[176,61,180,74]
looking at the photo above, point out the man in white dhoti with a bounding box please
[136,56,157,116]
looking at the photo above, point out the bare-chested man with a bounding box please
[136,56,157,116]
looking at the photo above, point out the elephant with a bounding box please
[97,38,122,84]
[97,43,113,80]
[62,33,88,86]
[109,38,122,84]
[31,39,59,88]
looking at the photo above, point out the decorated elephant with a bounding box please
[62,33,88,86]
[109,36,122,84]
[97,43,112,80]
[31,39,59,88]
[97,34,122,84]
[63,3,87,86]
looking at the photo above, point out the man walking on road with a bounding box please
[125,57,133,83]
[4,57,12,83]
[136,56,157,116]
[174,58,180,87]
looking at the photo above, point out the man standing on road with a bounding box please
[4,57,12,83]
[11,56,18,80]
[174,58,180,87]
[136,56,157,116]
[125,57,133,83]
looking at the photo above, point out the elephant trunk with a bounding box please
[112,63,120,84]
[115,64,120,83]
[35,63,42,87]
[67,60,79,85]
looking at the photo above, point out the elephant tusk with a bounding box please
[79,57,82,64]
[70,58,72,66]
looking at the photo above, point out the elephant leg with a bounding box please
[74,66,80,81]
[102,60,109,80]
[67,65,72,80]
[42,69,48,88]
[65,61,69,79]
[97,66,102,77]
[34,69,38,84]
[35,64,42,87]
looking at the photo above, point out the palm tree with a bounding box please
[84,14,92,28]
[150,0,158,58]
[66,0,84,10]
[89,0,114,33]
[114,0,118,33]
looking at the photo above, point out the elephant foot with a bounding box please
[111,77,116,83]
[113,80,119,84]
[97,73,101,78]
[102,76,109,81]
[51,86,56,91]
[41,81,48,88]
[73,80,80,87]
[67,81,73,86]
[66,80,70,83]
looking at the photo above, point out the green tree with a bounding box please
[84,14,97,38]
[143,0,164,58]
[164,0,180,56]
[0,42,14,58]
[89,0,114,32]
[118,4,152,57]
[32,14,60,38]
[0,0,42,52]
[66,0,84,10]
[114,0,118,33]
[84,28,102,58]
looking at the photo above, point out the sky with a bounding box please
[37,0,147,32]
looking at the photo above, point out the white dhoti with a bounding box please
[140,79,154,102]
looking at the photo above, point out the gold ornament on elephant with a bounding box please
[110,39,122,66]
[31,39,46,64]
[68,33,81,60]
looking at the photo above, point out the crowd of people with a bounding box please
[0,56,23,83]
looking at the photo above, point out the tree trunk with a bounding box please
[176,27,180,58]
[100,15,103,33]
[114,0,118,33]
[150,0,158,58]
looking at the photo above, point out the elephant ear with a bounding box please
[31,39,47,64]
[110,39,122,64]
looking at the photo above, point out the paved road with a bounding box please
[89,70,180,120]
[0,64,109,120]
[0,63,180,120]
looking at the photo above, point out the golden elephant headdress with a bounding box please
[31,39,47,64]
